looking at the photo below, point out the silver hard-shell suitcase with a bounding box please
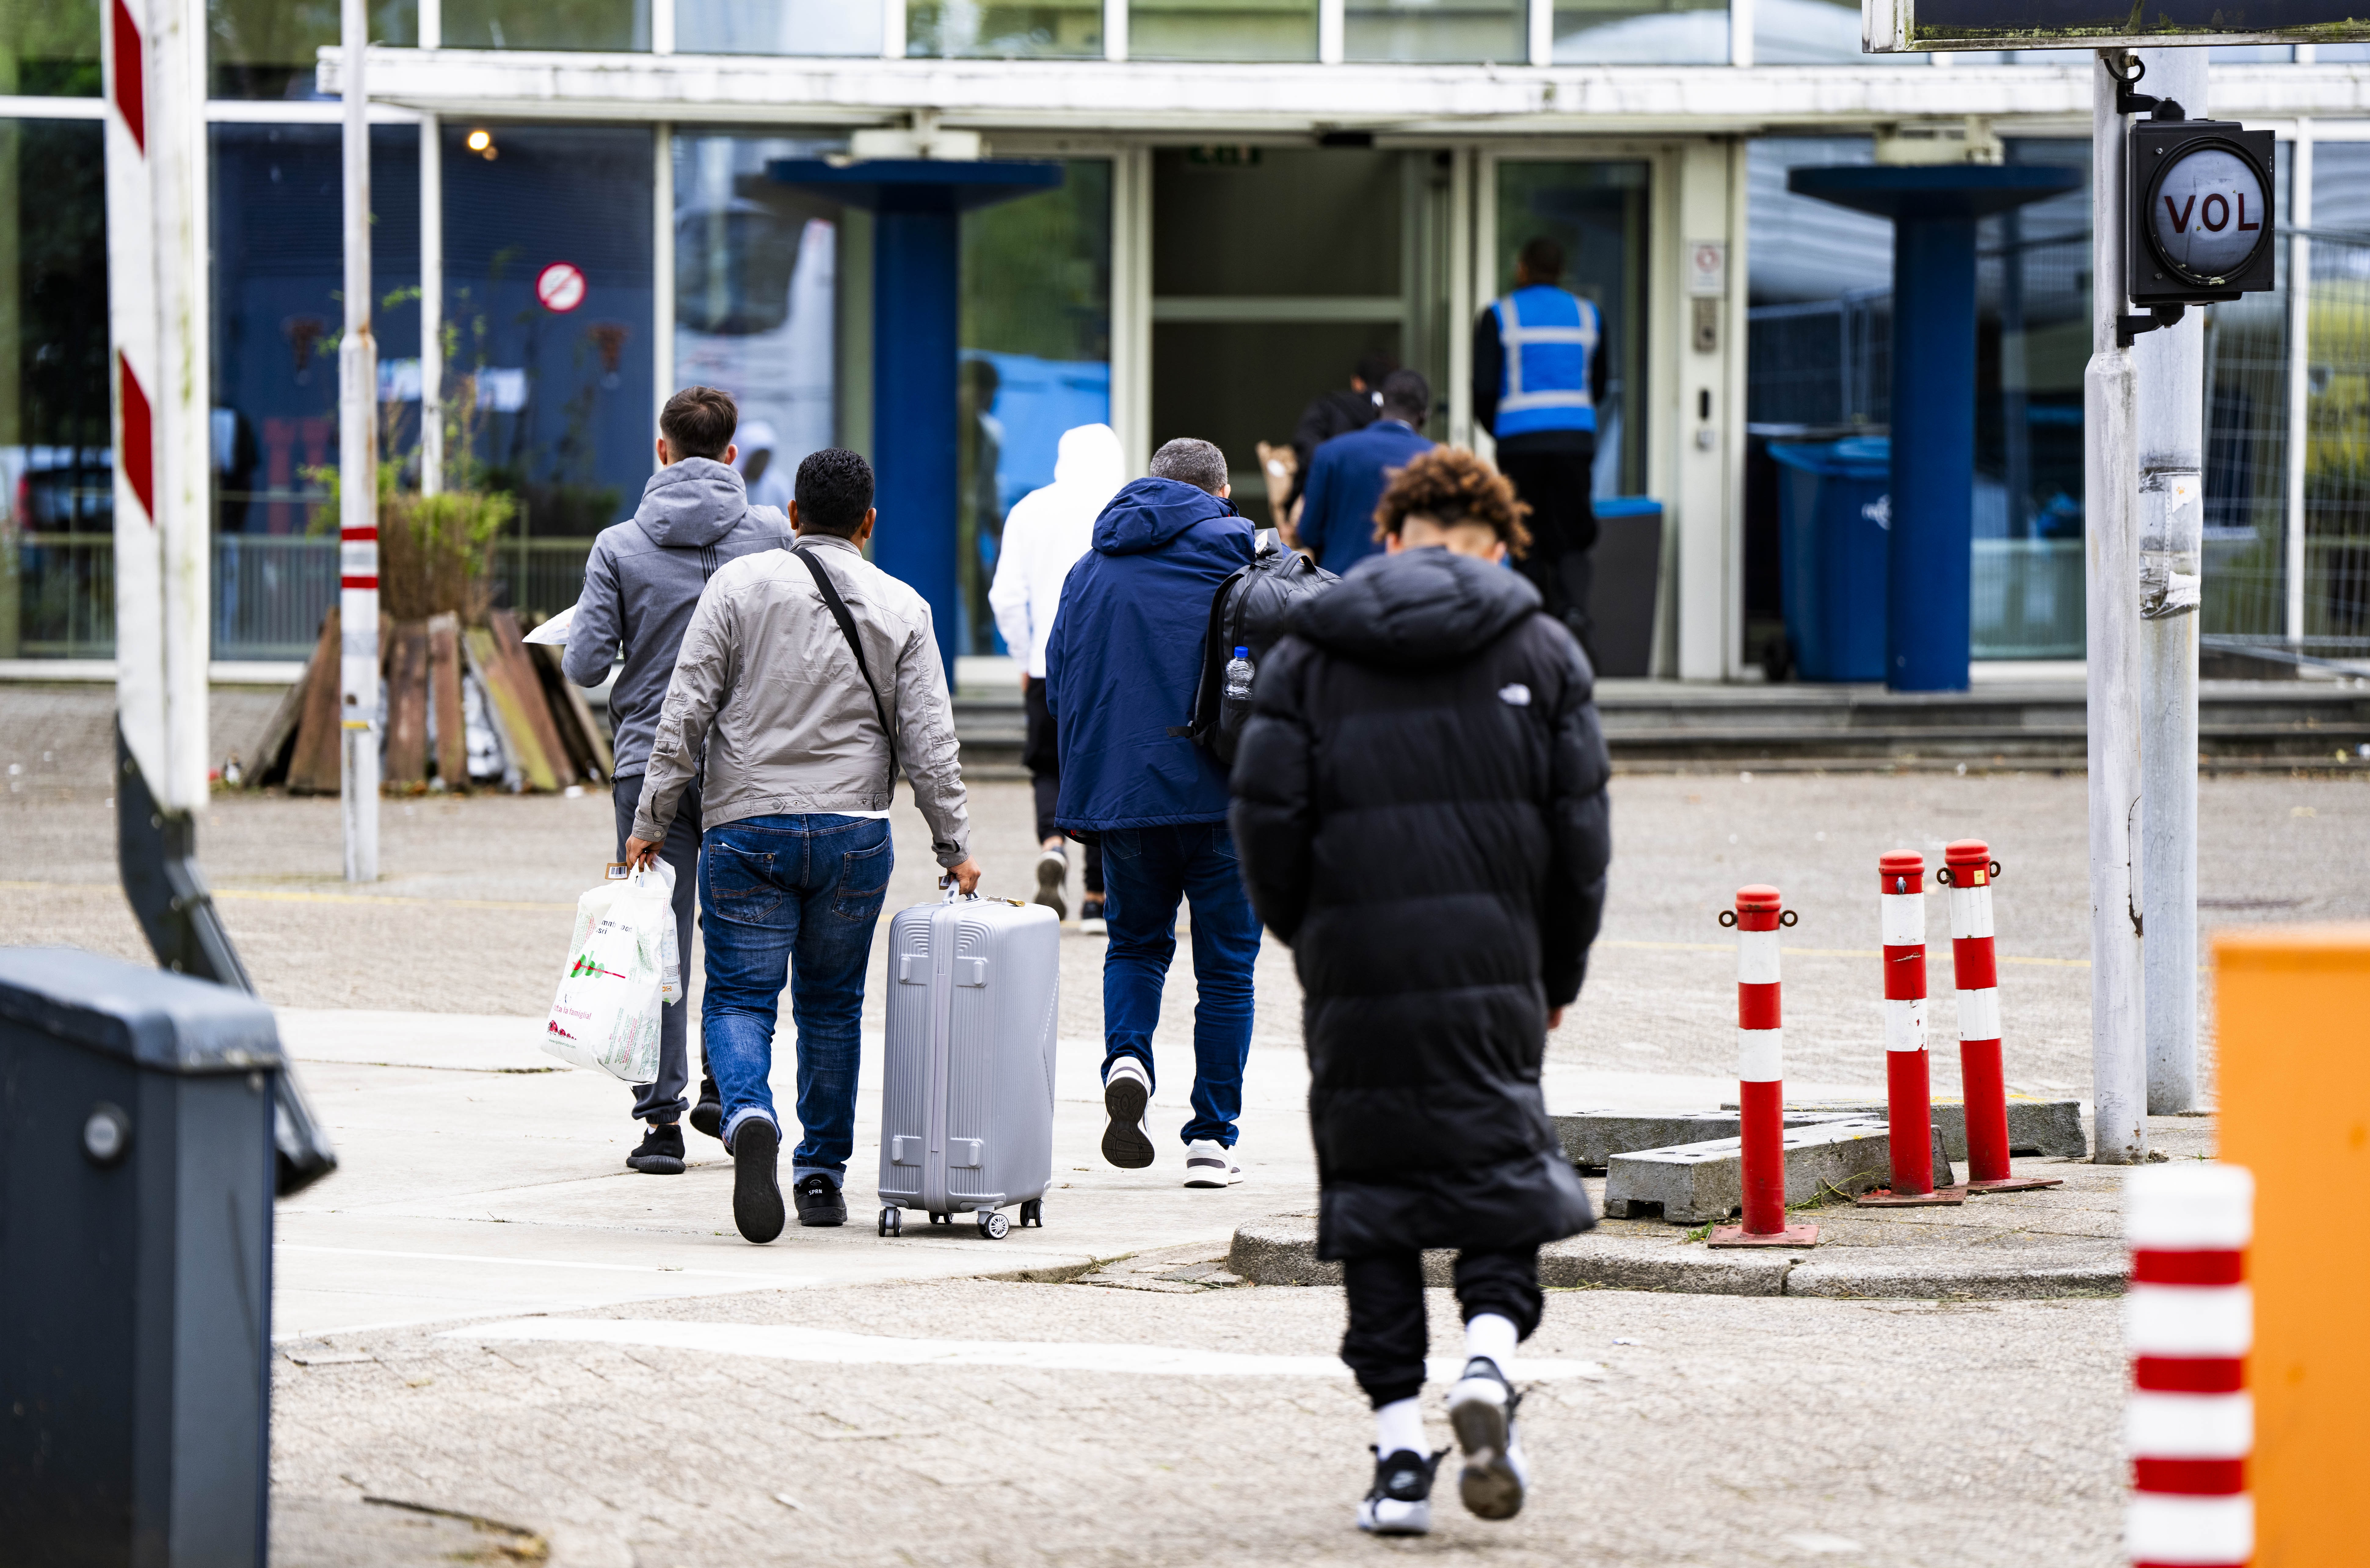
[876,891,1060,1239]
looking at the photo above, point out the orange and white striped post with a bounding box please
[2125,1165,2253,1568]
[1942,838,2060,1194]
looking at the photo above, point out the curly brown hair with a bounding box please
[1370,447,1533,558]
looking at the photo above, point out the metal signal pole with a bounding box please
[2134,46,2206,1115]
[340,0,381,881]
[2088,51,2148,1163]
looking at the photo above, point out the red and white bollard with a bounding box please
[1709,885,1818,1249]
[2125,1165,2254,1568]
[1942,838,2060,1194]
[1858,851,1964,1206]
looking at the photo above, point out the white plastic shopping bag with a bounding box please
[542,861,679,1082]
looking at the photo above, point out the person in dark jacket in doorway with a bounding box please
[1045,437,1263,1188]
[1230,446,1610,1537]
[565,385,794,1174]
[1293,369,1435,577]
[1282,352,1395,518]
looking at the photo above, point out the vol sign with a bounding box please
[2128,122,2277,306]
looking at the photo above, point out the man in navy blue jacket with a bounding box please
[1293,370,1435,577]
[1046,438,1262,1189]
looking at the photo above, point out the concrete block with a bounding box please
[1744,1098,2088,1160]
[1603,1118,1955,1225]
[1553,1109,1866,1171]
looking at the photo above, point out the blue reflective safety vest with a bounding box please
[1489,285,1599,438]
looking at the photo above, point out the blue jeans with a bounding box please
[1099,822,1263,1148]
[698,813,893,1184]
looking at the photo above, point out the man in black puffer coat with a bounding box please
[1230,447,1610,1538]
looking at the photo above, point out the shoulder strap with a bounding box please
[794,545,898,797]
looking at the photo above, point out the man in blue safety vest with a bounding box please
[1472,236,1608,663]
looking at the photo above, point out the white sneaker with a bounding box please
[1100,1057,1154,1169]
[1032,846,1068,920]
[1183,1138,1241,1187]
[1355,1448,1445,1536]
[1447,1357,1529,1520]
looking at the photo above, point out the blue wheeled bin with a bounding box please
[1767,437,1890,682]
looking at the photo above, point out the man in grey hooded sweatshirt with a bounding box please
[565,385,793,1175]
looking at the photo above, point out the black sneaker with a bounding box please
[1356,1447,1447,1536]
[1079,897,1107,936]
[688,1077,723,1141]
[1100,1057,1154,1169]
[731,1119,785,1244]
[794,1172,847,1228]
[1033,846,1069,920]
[1447,1357,1529,1521]
[626,1122,685,1175]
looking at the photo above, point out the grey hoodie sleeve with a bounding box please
[562,536,623,689]
[892,609,972,868]
[631,579,736,845]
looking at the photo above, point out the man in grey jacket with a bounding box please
[565,386,793,1176]
[626,448,981,1243]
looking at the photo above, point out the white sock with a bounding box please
[1374,1396,1425,1458]
[1465,1312,1519,1372]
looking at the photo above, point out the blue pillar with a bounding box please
[1889,213,1977,692]
[767,159,1064,677]
[871,206,961,670]
[1788,164,2081,693]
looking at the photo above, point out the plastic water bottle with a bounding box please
[1223,646,1254,703]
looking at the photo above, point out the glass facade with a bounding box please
[0,116,107,658]
[1346,0,1526,61]
[908,1,1102,57]
[444,124,654,613]
[442,0,647,52]
[1,0,100,95]
[207,0,416,100]
[1756,0,1923,63]
[1554,0,1728,64]
[211,123,421,657]
[672,132,846,514]
[1132,0,1320,60]
[959,160,1113,654]
[677,0,882,54]
[1493,159,1650,496]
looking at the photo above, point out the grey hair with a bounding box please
[1149,437,1229,495]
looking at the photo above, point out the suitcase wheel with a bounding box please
[977,1209,1011,1240]
[878,1207,902,1238]
[1020,1199,1043,1228]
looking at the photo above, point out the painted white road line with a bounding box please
[440,1318,1608,1382]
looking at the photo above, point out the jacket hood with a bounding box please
[633,457,752,548]
[1291,546,1540,669]
[1052,422,1127,494]
[1092,476,1239,556]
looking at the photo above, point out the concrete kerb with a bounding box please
[1601,1118,1957,1224]
[1224,1217,2125,1301]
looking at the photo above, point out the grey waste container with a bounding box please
[0,947,281,1567]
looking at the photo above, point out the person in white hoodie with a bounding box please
[989,422,1127,931]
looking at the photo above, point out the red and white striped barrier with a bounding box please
[1858,851,1963,1207]
[1942,839,2061,1195]
[2126,1165,2253,1568]
[1710,886,1818,1249]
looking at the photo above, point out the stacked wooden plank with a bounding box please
[248,607,607,795]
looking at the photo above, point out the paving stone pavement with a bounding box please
[271,1272,2124,1568]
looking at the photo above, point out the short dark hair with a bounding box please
[794,448,875,537]
[1379,369,1431,424]
[1518,237,1565,282]
[1372,447,1533,557]
[1149,438,1228,495]
[1354,353,1397,389]
[660,385,738,460]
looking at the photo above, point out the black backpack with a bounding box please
[1171,530,1339,765]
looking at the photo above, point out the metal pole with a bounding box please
[339,0,380,882]
[2136,48,2205,1116]
[2284,126,2313,646]
[2087,50,2147,1163]
[419,113,442,497]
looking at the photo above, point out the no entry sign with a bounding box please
[536,261,587,314]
